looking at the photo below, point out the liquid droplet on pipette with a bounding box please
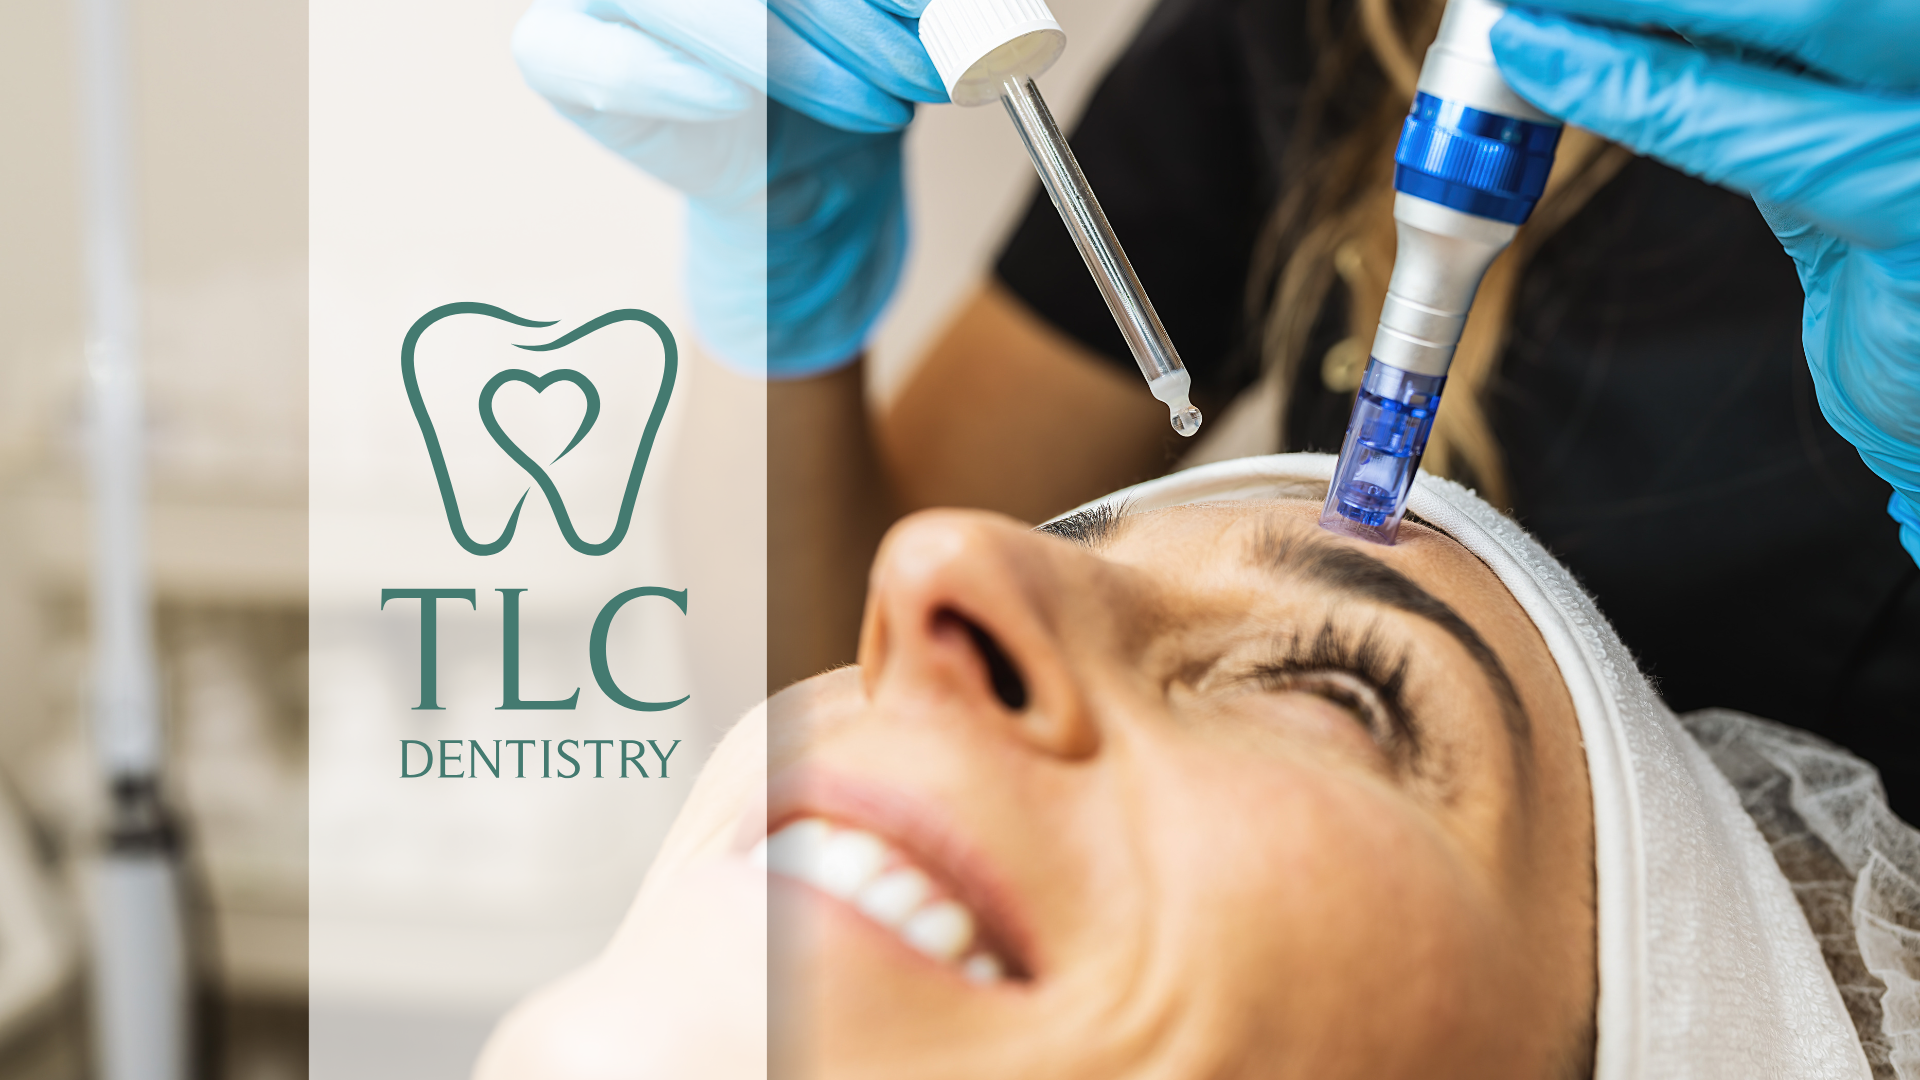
[1170,404,1203,437]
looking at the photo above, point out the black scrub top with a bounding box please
[995,0,1920,814]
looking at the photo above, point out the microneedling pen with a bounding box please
[919,0,1203,438]
[1320,0,1562,544]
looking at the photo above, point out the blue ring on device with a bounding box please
[1393,92,1562,224]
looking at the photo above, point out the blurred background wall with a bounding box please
[0,0,305,1077]
[0,0,1154,1077]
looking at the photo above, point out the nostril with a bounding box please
[967,622,1030,712]
[938,608,1029,711]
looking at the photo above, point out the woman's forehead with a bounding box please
[1083,501,1556,703]
[1090,500,1483,582]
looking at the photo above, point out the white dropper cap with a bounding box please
[919,0,1066,107]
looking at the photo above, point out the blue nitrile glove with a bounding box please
[1490,1,1920,564]
[512,0,947,376]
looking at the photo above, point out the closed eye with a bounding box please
[1255,668,1400,745]
[1251,620,1418,760]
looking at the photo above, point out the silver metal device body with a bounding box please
[1369,195,1519,376]
[1370,0,1557,378]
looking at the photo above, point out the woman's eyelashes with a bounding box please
[1249,621,1419,759]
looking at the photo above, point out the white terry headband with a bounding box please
[1054,453,1870,1079]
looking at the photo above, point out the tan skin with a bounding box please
[480,499,1596,1079]
[771,280,1181,689]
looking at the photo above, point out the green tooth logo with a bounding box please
[403,302,677,557]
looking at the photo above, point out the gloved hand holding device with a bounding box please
[512,0,947,374]
[1490,0,1920,563]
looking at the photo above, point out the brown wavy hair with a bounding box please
[1246,0,1631,509]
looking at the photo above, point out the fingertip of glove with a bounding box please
[513,7,750,121]
[784,97,912,134]
[768,74,914,133]
[1896,513,1920,569]
[1489,10,1647,122]
[896,75,952,106]
[1893,490,1920,527]
[1489,11,1582,93]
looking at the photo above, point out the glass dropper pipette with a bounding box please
[919,0,1202,438]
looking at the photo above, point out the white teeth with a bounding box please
[814,829,888,898]
[962,952,1004,985]
[901,900,975,963]
[764,818,831,880]
[749,836,769,867]
[764,818,1009,984]
[856,868,931,928]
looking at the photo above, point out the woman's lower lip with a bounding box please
[757,816,1011,985]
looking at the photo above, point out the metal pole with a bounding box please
[76,0,188,1075]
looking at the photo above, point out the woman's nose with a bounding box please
[857,510,1102,760]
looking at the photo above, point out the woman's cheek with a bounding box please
[1127,738,1454,1070]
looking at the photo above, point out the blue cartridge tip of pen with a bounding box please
[1320,358,1447,546]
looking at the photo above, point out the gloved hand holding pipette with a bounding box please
[1490,0,1920,563]
[511,0,944,374]
[518,0,1203,433]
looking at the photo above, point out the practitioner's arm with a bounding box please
[769,363,895,690]
[881,280,1179,524]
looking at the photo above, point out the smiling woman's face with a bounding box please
[769,499,1595,1079]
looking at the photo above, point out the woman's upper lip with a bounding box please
[763,766,1038,979]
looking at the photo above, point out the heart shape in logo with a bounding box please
[480,366,601,540]
[481,367,601,469]
[402,302,677,556]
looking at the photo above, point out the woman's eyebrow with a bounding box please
[1253,524,1533,765]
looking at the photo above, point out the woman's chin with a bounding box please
[473,858,767,1080]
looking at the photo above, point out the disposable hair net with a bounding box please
[1060,453,1887,1079]
[1684,708,1920,1080]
